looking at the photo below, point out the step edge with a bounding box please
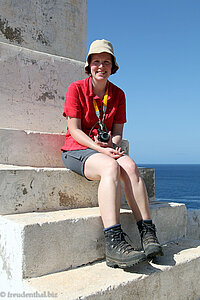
[24,239,200,299]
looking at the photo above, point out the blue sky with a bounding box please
[87,0,200,164]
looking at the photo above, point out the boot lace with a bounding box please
[141,223,159,245]
[111,230,135,254]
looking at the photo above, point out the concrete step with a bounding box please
[0,203,186,279]
[0,41,85,133]
[0,1,86,61]
[24,239,200,300]
[0,129,65,167]
[0,163,154,215]
[187,209,200,240]
[0,129,129,168]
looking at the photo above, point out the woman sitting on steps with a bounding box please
[61,39,163,268]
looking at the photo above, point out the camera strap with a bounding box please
[89,82,109,138]
[92,82,109,129]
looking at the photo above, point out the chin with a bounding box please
[96,75,109,80]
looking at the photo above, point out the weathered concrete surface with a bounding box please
[0,130,129,168]
[0,203,186,279]
[0,129,66,167]
[25,239,200,300]
[139,167,155,200]
[0,164,99,214]
[0,42,86,133]
[0,0,87,60]
[187,209,200,240]
[0,163,155,215]
[0,216,24,282]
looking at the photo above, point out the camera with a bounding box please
[97,128,110,142]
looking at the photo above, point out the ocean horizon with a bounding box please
[138,164,200,210]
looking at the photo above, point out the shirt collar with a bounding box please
[88,76,94,97]
[86,76,112,100]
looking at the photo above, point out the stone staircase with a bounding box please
[1,159,200,299]
[1,1,200,299]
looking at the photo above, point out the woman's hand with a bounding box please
[99,146,124,159]
[94,131,113,148]
[94,130,124,158]
[67,118,124,159]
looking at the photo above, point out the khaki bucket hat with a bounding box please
[85,39,119,75]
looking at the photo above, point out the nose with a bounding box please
[98,62,104,67]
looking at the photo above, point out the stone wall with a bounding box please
[187,209,200,240]
[0,0,87,135]
[0,42,85,133]
[0,0,87,61]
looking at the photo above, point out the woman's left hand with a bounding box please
[98,146,124,159]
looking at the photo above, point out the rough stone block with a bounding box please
[187,209,200,240]
[25,239,200,300]
[0,0,87,60]
[0,129,65,167]
[0,42,86,133]
[0,164,99,214]
[0,203,186,279]
[0,163,155,215]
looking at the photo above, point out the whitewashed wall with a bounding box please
[0,0,87,61]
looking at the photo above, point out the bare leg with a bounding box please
[85,153,149,268]
[84,153,121,228]
[117,155,151,222]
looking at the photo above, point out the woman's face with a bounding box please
[90,52,112,82]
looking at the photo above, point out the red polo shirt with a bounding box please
[61,76,126,151]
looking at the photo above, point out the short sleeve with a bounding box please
[63,82,82,119]
[113,91,127,124]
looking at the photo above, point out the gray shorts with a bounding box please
[62,148,98,179]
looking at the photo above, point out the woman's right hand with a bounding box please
[94,131,113,148]
[99,147,124,159]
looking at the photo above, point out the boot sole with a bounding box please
[106,255,147,269]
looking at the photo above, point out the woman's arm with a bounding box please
[67,117,99,150]
[67,117,124,159]
[111,123,124,148]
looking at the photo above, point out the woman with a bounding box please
[62,39,163,268]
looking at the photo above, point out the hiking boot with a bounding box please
[104,224,146,268]
[138,221,163,258]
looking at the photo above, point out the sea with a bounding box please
[138,164,200,210]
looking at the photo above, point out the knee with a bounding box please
[121,157,140,181]
[103,159,120,179]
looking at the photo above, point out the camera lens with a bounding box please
[102,132,109,141]
[97,128,109,142]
